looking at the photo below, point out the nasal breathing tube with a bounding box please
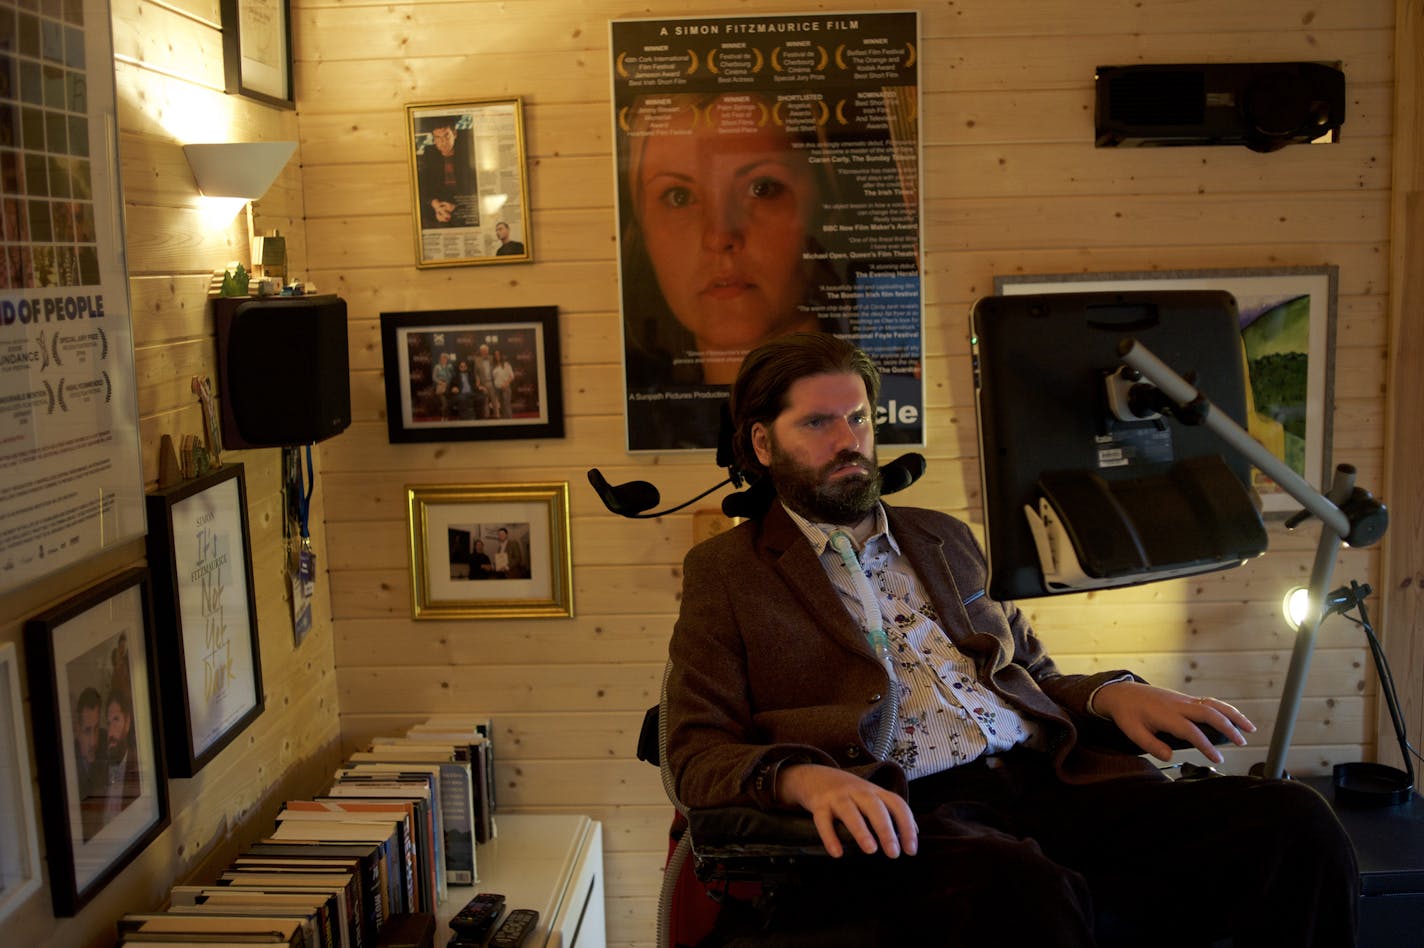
[828,531,900,762]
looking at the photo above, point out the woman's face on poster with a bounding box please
[635,103,819,353]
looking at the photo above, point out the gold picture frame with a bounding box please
[406,482,573,619]
[405,98,532,268]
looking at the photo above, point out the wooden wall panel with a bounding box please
[290,2,1401,946]
[0,2,339,944]
[1380,0,1424,780]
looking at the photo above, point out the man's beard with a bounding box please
[768,441,881,525]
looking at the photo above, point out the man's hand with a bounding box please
[775,763,918,859]
[1092,680,1256,763]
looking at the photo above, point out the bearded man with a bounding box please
[663,331,1356,947]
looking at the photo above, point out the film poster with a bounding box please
[0,0,145,595]
[612,12,923,452]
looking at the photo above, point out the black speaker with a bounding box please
[1095,62,1345,152]
[214,294,351,449]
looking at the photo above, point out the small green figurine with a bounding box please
[219,262,250,297]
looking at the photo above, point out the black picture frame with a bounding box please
[145,464,265,778]
[380,306,565,443]
[24,567,170,916]
[219,0,296,110]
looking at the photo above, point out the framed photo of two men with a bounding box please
[24,567,170,916]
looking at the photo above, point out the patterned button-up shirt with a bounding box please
[785,502,1041,780]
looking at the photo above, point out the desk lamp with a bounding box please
[1118,339,1391,783]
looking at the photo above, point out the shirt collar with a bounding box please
[781,501,899,557]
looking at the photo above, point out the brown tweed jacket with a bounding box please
[666,500,1161,811]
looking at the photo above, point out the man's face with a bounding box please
[496,223,509,241]
[498,529,508,541]
[432,126,456,156]
[76,705,100,763]
[753,371,880,524]
[106,700,131,758]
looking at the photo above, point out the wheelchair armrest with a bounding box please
[688,806,856,862]
[683,802,860,876]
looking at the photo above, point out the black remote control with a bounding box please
[449,892,506,942]
[487,908,539,948]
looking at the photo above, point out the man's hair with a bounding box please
[77,686,102,715]
[420,115,458,134]
[106,687,132,720]
[730,332,880,480]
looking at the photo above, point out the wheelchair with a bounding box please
[639,659,1235,948]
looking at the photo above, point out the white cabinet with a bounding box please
[438,814,605,948]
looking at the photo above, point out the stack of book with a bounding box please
[117,716,496,948]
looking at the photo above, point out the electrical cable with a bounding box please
[1336,584,1422,776]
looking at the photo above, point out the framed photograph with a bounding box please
[220,0,295,109]
[0,642,41,922]
[406,482,573,620]
[380,306,565,443]
[145,464,264,778]
[995,266,1338,514]
[24,567,170,916]
[406,98,532,267]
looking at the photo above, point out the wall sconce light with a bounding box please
[183,141,297,200]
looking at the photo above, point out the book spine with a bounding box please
[437,762,476,885]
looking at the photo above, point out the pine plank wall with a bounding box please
[1,1,1419,946]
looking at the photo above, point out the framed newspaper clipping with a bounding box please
[406,98,532,268]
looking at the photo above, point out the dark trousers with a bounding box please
[723,749,1358,947]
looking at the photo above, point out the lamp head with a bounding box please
[1282,586,1312,632]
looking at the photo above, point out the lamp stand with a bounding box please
[1118,340,1386,781]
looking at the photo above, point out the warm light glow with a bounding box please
[197,196,249,229]
[1282,586,1312,631]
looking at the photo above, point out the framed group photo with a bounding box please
[24,567,170,916]
[406,482,573,620]
[145,463,264,778]
[380,306,565,443]
[995,266,1338,514]
[406,98,532,267]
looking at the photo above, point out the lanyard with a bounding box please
[297,444,314,545]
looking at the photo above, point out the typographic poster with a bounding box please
[0,0,145,595]
[170,477,257,757]
[611,12,923,452]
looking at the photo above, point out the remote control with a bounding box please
[449,892,506,942]
[488,908,539,948]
